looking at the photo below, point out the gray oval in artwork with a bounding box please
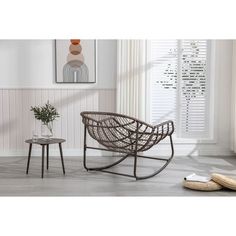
[63,60,89,83]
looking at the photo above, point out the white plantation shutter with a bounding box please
[180,40,209,138]
[148,40,178,125]
[147,40,211,139]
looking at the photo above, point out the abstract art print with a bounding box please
[55,39,96,83]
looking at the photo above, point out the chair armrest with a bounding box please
[154,120,174,135]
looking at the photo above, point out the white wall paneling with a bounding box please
[0,89,115,156]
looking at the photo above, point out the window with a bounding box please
[146,40,212,139]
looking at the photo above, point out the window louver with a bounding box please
[148,40,210,138]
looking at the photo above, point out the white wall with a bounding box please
[0,40,234,157]
[0,40,117,89]
[0,40,117,156]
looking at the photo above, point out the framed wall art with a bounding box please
[55,39,96,83]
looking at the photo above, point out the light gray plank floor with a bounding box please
[0,155,236,196]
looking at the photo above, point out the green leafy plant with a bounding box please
[31,101,60,125]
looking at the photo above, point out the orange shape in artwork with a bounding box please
[70,39,81,45]
[69,44,82,55]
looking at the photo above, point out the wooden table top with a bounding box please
[25,138,66,145]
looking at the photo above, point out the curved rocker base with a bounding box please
[83,135,174,180]
[134,153,173,180]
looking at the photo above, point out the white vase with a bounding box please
[41,122,53,139]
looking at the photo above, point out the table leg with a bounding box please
[26,143,32,174]
[59,143,65,174]
[41,145,45,178]
[46,144,49,170]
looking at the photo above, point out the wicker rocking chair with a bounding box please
[81,111,174,180]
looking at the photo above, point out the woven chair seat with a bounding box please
[81,112,174,153]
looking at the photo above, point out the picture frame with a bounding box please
[55,39,96,83]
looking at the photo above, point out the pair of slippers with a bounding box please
[183,173,236,191]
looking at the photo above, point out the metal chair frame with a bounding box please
[81,111,174,180]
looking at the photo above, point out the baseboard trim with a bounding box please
[0,145,234,157]
[0,148,113,157]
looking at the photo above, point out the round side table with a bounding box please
[25,138,66,178]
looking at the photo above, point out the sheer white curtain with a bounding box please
[231,40,236,152]
[116,40,146,120]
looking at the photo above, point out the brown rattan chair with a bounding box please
[81,111,174,180]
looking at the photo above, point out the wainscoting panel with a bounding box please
[0,87,233,157]
[0,89,115,156]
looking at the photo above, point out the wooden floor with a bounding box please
[0,155,236,196]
